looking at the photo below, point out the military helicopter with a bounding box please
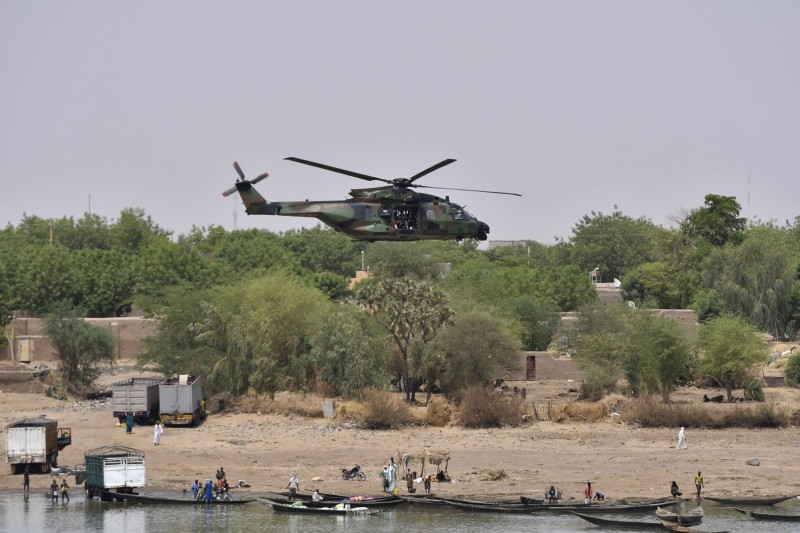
[222,157,520,241]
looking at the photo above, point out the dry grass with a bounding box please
[459,385,527,428]
[360,389,414,429]
[620,398,791,428]
[424,396,456,427]
[482,469,507,481]
[333,399,368,423]
[550,394,626,423]
[227,391,324,418]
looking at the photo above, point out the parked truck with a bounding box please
[158,375,204,426]
[111,377,161,424]
[84,445,146,500]
[6,417,72,473]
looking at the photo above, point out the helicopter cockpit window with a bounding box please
[451,205,467,220]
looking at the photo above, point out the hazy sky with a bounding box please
[2,2,798,244]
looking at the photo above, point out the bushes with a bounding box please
[230,392,324,417]
[459,385,526,428]
[785,353,800,388]
[360,389,413,429]
[425,397,455,427]
[743,379,765,402]
[621,399,789,428]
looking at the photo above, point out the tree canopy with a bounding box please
[695,315,768,401]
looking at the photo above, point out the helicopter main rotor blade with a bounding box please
[233,161,246,181]
[413,183,522,196]
[284,157,391,184]
[407,159,457,184]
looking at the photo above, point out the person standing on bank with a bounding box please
[23,466,30,495]
[584,481,593,504]
[695,471,704,499]
[153,421,163,446]
[60,479,70,503]
[677,427,688,449]
[50,480,59,503]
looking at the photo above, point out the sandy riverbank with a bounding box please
[2,366,799,502]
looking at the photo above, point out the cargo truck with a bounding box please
[111,377,161,424]
[159,375,204,426]
[84,445,146,500]
[6,417,72,473]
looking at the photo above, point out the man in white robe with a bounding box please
[676,426,687,449]
[154,421,163,446]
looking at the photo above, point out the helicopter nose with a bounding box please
[476,221,490,241]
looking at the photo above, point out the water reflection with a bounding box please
[0,491,797,533]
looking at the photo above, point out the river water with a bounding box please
[1,491,798,532]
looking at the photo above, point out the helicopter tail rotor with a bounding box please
[222,161,269,197]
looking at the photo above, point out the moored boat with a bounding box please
[451,499,677,514]
[571,512,665,530]
[99,489,255,505]
[655,505,703,525]
[265,499,375,515]
[266,496,406,508]
[733,507,800,521]
[703,494,796,505]
[657,519,730,533]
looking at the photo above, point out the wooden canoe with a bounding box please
[703,494,796,505]
[655,505,703,526]
[100,490,255,505]
[451,499,677,514]
[275,490,396,502]
[266,496,406,508]
[571,512,665,530]
[266,500,376,515]
[657,519,730,533]
[733,507,800,521]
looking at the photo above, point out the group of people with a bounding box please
[670,472,704,499]
[123,413,164,447]
[190,466,230,502]
[49,479,70,503]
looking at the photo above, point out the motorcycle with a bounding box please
[341,464,366,481]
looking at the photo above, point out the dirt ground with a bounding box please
[2,361,800,502]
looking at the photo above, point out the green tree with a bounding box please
[44,303,115,395]
[365,242,447,280]
[682,194,746,246]
[110,208,169,252]
[572,302,692,400]
[311,307,388,397]
[356,278,453,401]
[567,208,658,280]
[281,227,361,276]
[637,314,692,402]
[702,239,796,340]
[140,273,327,395]
[695,315,768,401]
[72,249,136,316]
[507,296,559,351]
[10,244,76,314]
[435,311,520,394]
[572,302,632,397]
[622,262,683,309]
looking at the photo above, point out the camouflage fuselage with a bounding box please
[234,181,490,241]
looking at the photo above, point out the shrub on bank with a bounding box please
[361,389,413,429]
[622,399,789,428]
[785,353,800,388]
[425,396,455,427]
[459,385,526,428]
